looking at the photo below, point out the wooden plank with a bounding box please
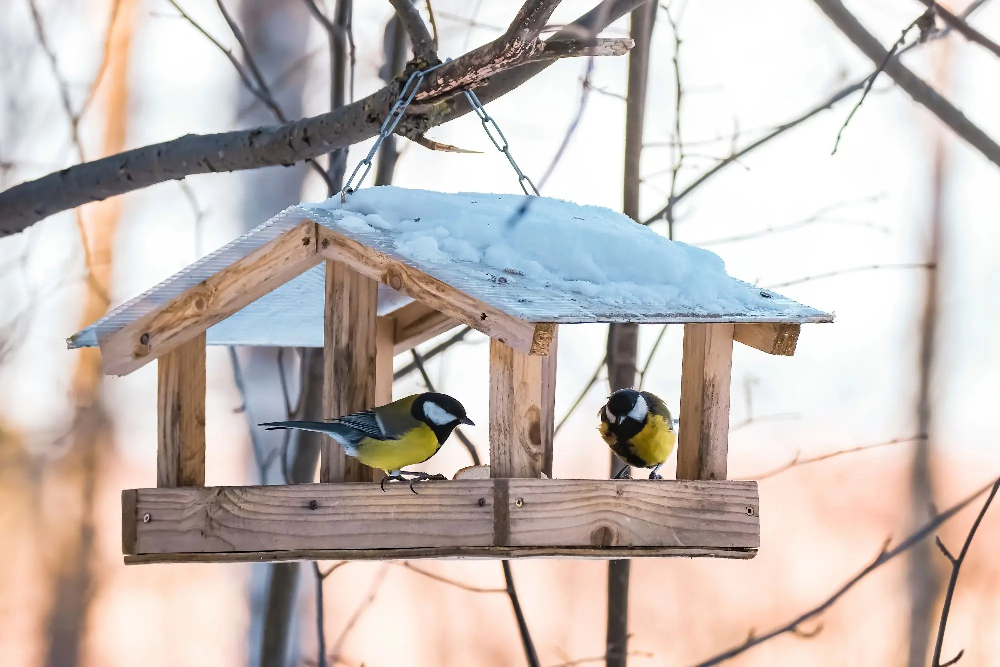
[505,479,757,549]
[489,338,545,480]
[540,326,558,478]
[126,481,495,555]
[100,220,319,376]
[733,322,800,356]
[321,260,380,483]
[156,332,206,487]
[677,323,734,481]
[390,301,460,355]
[121,479,759,562]
[375,316,395,407]
[126,546,757,564]
[318,226,553,355]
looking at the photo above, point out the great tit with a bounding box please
[598,388,676,480]
[259,392,473,491]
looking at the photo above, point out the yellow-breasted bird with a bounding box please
[598,388,676,480]
[259,392,473,491]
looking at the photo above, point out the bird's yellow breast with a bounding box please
[629,414,675,466]
[353,423,441,472]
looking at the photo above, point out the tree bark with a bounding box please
[605,3,655,666]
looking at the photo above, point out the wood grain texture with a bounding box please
[390,301,460,355]
[489,339,545,479]
[540,326,558,478]
[156,333,206,487]
[375,316,394,407]
[100,221,319,375]
[321,260,380,483]
[127,482,494,555]
[126,546,756,564]
[318,226,553,355]
[733,322,800,356]
[506,479,757,549]
[122,479,759,561]
[678,323,734,481]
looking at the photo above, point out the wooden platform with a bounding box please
[122,479,759,564]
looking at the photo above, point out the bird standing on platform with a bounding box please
[260,392,473,492]
[598,389,676,480]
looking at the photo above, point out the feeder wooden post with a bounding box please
[375,316,395,407]
[677,323,734,481]
[540,328,558,478]
[489,328,557,480]
[156,332,206,487]
[321,260,380,483]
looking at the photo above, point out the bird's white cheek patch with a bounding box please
[604,406,614,423]
[627,395,648,422]
[424,402,456,426]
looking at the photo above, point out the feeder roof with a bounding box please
[69,186,831,358]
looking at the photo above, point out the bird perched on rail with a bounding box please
[598,388,676,480]
[260,392,473,492]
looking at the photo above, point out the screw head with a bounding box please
[746,506,755,516]
[143,513,150,523]
[514,497,524,508]
[139,333,150,345]
[309,500,319,510]
[477,497,486,507]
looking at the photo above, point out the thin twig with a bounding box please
[425,0,440,50]
[398,562,506,593]
[832,9,934,154]
[393,327,472,380]
[388,0,439,62]
[503,560,540,667]
[328,564,390,664]
[752,436,921,480]
[764,262,933,289]
[410,349,481,465]
[692,475,1000,667]
[638,326,667,390]
[554,355,605,437]
[662,1,684,236]
[312,562,329,667]
[914,0,1000,58]
[228,346,277,481]
[78,0,125,120]
[930,478,1000,666]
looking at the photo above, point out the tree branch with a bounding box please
[692,475,1000,667]
[533,37,635,59]
[388,0,438,63]
[810,0,1000,168]
[503,560,540,667]
[0,0,643,236]
[915,0,1000,59]
[930,478,1000,666]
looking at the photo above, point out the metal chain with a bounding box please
[340,62,444,201]
[464,89,539,196]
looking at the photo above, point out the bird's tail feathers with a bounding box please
[258,420,359,456]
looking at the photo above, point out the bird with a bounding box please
[598,388,676,480]
[259,392,473,492]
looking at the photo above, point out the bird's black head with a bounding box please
[602,389,649,430]
[412,392,474,443]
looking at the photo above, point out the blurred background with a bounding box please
[2,0,1000,665]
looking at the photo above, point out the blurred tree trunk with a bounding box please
[606,4,655,666]
[906,40,951,667]
[43,1,139,666]
[234,2,312,667]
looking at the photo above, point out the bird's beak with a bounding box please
[461,416,475,426]
[616,415,624,424]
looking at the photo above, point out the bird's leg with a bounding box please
[380,470,407,492]
[383,470,447,494]
[613,464,632,480]
[648,463,664,480]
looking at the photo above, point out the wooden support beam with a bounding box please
[375,316,395,407]
[540,326,558,478]
[321,260,380,483]
[318,226,554,355]
[677,323,734,481]
[489,339,546,480]
[156,333,206,487]
[390,301,460,355]
[100,220,320,376]
[121,479,759,561]
[733,322,800,356]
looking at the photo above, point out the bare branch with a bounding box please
[752,436,920,480]
[393,327,472,380]
[811,0,1000,168]
[930,479,1000,666]
[503,560,540,667]
[764,262,933,289]
[388,0,438,62]
[397,562,506,593]
[410,348,481,466]
[533,37,635,59]
[554,355,605,437]
[692,475,1000,667]
[915,0,1000,59]
[0,0,641,236]
[425,0,440,49]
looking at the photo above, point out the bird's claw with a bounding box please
[648,471,663,480]
[380,471,447,494]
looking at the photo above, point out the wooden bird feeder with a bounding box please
[69,186,832,564]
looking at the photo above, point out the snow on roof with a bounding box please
[69,186,831,349]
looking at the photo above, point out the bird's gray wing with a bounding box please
[330,410,387,440]
[373,395,421,440]
[640,391,673,423]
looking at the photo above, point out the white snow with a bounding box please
[313,186,794,315]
